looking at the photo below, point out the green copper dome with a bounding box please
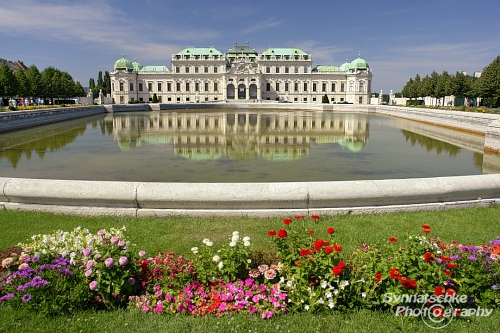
[114,55,134,71]
[350,55,369,71]
[132,59,143,71]
[339,59,351,71]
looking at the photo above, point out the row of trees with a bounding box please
[0,61,85,102]
[401,56,500,106]
[89,71,111,98]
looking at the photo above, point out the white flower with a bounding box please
[232,231,239,236]
[212,255,220,262]
[206,241,213,247]
[231,235,240,242]
[247,259,252,264]
[242,236,250,242]
[218,261,224,270]
[243,240,251,247]
[318,298,324,304]
[229,241,237,247]
[362,292,367,298]
[361,277,365,283]
[286,280,293,288]
[325,292,332,298]
[280,277,285,283]
[328,301,335,309]
[191,247,199,254]
[304,305,310,310]
[202,238,209,244]
[339,280,349,290]
[334,290,339,295]
[320,281,328,289]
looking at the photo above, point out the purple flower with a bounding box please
[104,258,114,268]
[468,255,477,261]
[89,281,98,290]
[83,248,92,256]
[0,293,15,303]
[127,277,136,286]
[492,285,499,290]
[118,256,128,266]
[22,294,31,302]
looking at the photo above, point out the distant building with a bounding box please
[110,44,373,105]
[0,59,27,72]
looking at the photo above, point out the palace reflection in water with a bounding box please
[112,111,369,161]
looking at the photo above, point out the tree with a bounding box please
[89,78,96,96]
[152,93,158,103]
[104,71,111,95]
[74,81,85,97]
[476,56,500,105]
[15,68,29,98]
[25,65,42,98]
[321,94,329,103]
[0,61,18,97]
[41,67,58,102]
[435,71,452,101]
[97,71,104,93]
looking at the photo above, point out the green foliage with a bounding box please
[321,94,329,103]
[152,93,158,103]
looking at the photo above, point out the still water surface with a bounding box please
[0,110,485,182]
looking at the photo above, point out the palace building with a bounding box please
[110,43,372,105]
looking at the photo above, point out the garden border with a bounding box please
[1,103,500,217]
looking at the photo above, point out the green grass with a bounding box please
[1,206,500,332]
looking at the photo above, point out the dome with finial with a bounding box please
[114,54,134,71]
[349,54,369,71]
[339,59,351,71]
[132,58,143,71]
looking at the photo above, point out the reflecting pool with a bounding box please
[0,110,488,182]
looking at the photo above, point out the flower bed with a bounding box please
[1,217,499,321]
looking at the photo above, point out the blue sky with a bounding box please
[1,0,498,93]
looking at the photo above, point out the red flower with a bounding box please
[423,251,435,263]
[434,286,445,296]
[294,215,305,219]
[389,268,401,280]
[308,230,315,235]
[326,227,335,234]
[337,261,345,269]
[267,230,276,237]
[388,237,397,243]
[332,265,343,276]
[421,224,431,234]
[324,246,333,254]
[314,239,324,251]
[446,262,458,269]
[283,218,292,225]
[401,277,417,289]
[278,229,288,239]
[333,243,342,252]
[374,273,382,282]
[446,288,456,296]
[311,214,320,221]
[300,248,312,256]
[440,256,451,262]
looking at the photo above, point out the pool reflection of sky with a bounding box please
[0,111,486,183]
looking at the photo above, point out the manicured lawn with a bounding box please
[1,206,499,332]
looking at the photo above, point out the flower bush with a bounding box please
[1,218,500,320]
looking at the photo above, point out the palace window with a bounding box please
[185,67,189,73]
[294,82,298,92]
[294,67,298,74]
[266,67,270,74]
[275,82,279,91]
[176,67,180,73]
[185,82,190,91]
[285,67,289,73]
[148,83,152,91]
[266,83,271,91]
[359,81,364,92]
[349,82,354,92]
[303,82,308,92]
[304,66,308,73]
[195,83,199,92]
[214,83,218,91]
[341,83,345,92]
[313,83,317,92]
[158,82,162,92]
[139,83,143,91]
[167,82,172,92]
[275,67,279,74]
[129,82,133,91]
[119,82,124,91]
[322,83,326,92]
[204,66,209,73]
[205,82,209,92]
[195,67,199,73]
[176,82,181,91]
[332,83,336,92]
[214,66,218,73]
[285,83,289,91]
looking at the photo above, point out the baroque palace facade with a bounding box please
[110,44,372,105]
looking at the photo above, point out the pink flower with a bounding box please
[127,277,136,286]
[110,237,120,244]
[258,264,269,273]
[97,230,106,236]
[86,260,95,269]
[139,251,146,257]
[118,256,128,266]
[118,241,126,247]
[89,281,98,290]
[85,269,93,277]
[105,258,114,268]
[264,269,277,280]
[262,310,273,319]
[83,248,92,256]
